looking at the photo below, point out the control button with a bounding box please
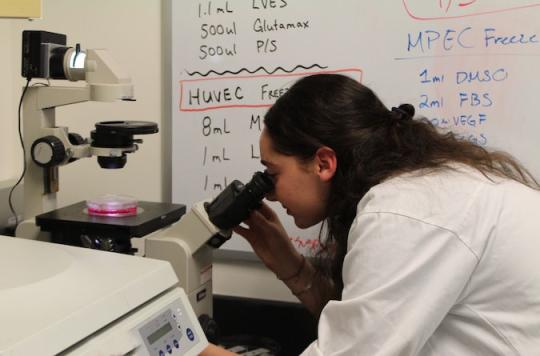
[173,339,179,348]
[159,351,165,356]
[186,328,194,341]
[166,344,172,354]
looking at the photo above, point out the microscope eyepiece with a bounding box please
[206,171,275,230]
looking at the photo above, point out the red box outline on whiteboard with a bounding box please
[402,0,540,20]
[179,68,363,112]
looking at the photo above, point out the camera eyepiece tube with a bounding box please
[206,171,275,230]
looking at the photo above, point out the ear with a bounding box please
[314,146,337,182]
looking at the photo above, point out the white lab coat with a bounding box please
[301,165,540,355]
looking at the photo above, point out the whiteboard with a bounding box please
[170,0,540,255]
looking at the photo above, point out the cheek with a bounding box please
[268,179,292,203]
[271,180,286,200]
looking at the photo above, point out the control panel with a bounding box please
[137,295,202,355]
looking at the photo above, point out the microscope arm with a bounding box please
[85,49,133,101]
[144,201,232,318]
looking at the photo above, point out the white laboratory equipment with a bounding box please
[0,235,208,356]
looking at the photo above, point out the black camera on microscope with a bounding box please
[22,30,83,80]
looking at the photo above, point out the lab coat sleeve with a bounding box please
[300,212,479,356]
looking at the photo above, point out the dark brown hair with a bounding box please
[264,74,539,299]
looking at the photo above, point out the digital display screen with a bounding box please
[147,322,173,345]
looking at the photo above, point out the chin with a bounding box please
[293,217,319,229]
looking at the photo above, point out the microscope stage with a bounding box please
[36,200,186,236]
[34,201,186,253]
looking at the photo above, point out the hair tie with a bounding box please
[391,107,412,121]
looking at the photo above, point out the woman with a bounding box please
[202,74,540,355]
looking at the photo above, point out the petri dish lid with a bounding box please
[86,194,138,217]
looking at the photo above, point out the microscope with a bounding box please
[15,31,276,341]
[17,30,158,240]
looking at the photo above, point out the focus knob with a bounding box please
[31,135,66,167]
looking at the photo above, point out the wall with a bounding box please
[1,0,292,303]
[0,20,17,182]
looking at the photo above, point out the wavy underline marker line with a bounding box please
[185,64,328,77]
